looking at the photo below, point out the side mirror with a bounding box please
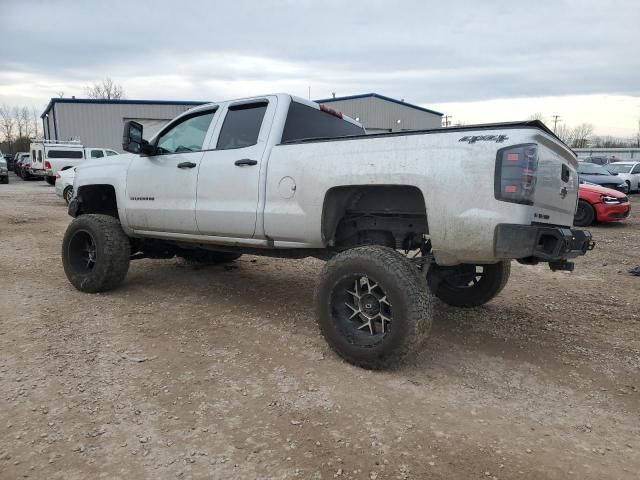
[122,121,153,155]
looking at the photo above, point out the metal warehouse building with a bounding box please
[315,93,443,134]
[41,98,206,152]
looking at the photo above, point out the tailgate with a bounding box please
[531,134,579,227]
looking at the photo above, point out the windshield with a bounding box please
[607,164,633,174]
[578,163,612,175]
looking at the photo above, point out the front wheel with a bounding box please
[427,261,511,308]
[62,214,131,293]
[315,246,433,370]
[574,200,595,227]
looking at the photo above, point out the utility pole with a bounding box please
[551,115,561,132]
[443,115,452,127]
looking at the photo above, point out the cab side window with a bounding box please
[91,150,104,158]
[156,110,216,155]
[106,150,119,156]
[216,102,267,150]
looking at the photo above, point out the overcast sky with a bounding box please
[1,0,639,136]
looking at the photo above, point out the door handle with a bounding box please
[177,161,197,169]
[234,159,258,166]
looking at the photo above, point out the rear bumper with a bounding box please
[495,224,594,262]
[594,202,630,222]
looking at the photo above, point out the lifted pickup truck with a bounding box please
[62,93,593,369]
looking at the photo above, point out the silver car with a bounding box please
[0,158,8,184]
[607,162,640,193]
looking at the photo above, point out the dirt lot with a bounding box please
[1,172,639,480]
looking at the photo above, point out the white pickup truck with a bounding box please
[30,141,119,185]
[62,93,593,369]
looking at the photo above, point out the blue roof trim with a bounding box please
[41,98,208,118]
[314,93,443,116]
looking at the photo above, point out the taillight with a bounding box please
[495,143,538,205]
[44,161,51,169]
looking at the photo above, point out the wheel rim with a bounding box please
[441,264,484,289]
[331,274,393,346]
[64,188,73,203]
[68,230,97,273]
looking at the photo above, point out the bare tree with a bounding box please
[85,77,125,100]
[528,112,546,123]
[55,91,65,98]
[555,123,574,145]
[0,105,16,147]
[32,107,41,139]
[571,123,594,148]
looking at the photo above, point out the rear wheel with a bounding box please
[63,186,74,205]
[574,200,595,227]
[62,214,130,293]
[427,261,510,308]
[46,176,55,185]
[315,245,433,369]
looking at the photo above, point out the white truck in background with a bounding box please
[30,140,119,185]
[62,93,594,369]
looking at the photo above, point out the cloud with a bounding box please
[0,0,639,134]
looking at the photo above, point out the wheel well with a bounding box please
[76,185,119,219]
[322,185,428,249]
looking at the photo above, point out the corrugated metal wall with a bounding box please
[50,103,198,151]
[319,96,442,132]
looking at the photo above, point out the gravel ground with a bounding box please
[1,172,639,480]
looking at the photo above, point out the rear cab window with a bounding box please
[281,101,365,143]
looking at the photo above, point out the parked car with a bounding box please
[606,162,640,193]
[0,158,8,184]
[62,93,593,369]
[574,183,630,226]
[13,153,30,177]
[55,167,75,204]
[19,156,44,181]
[30,141,120,185]
[4,153,15,171]
[577,162,628,193]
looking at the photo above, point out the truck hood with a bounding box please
[75,153,135,172]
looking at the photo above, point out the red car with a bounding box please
[574,183,631,227]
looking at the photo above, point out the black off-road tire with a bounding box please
[315,246,433,370]
[45,176,56,185]
[62,214,130,293]
[427,261,510,308]
[574,200,595,227]
[180,249,242,264]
